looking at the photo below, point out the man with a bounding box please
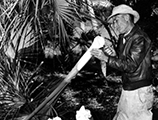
[90,4,154,120]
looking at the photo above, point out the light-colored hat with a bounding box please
[108,4,140,23]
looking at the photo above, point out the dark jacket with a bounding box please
[108,25,152,90]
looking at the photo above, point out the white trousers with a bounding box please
[113,85,154,120]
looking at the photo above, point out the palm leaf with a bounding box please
[0,0,80,119]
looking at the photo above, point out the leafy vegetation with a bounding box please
[0,0,158,120]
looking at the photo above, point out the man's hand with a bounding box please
[102,45,116,56]
[90,48,109,62]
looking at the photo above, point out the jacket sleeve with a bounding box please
[107,36,147,73]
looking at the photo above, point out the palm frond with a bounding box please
[0,0,86,119]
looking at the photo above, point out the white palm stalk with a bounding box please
[24,36,105,120]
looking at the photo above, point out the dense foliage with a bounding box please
[0,0,158,120]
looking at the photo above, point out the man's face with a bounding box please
[109,14,128,35]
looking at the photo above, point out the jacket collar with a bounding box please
[124,25,139,40]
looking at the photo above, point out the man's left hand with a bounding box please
[90,48,109,62]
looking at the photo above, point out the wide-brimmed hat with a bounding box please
[107,4,140,23]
